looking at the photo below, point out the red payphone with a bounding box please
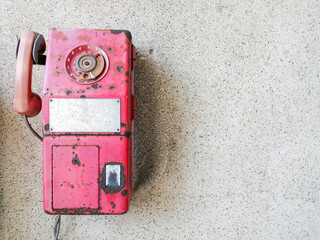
[14,29,136,216]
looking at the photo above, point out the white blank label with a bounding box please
[49,98,120,133]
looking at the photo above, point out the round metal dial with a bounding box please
[65,45,109,84]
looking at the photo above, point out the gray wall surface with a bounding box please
[1,0,319,239]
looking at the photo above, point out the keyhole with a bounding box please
[72,157,80,166]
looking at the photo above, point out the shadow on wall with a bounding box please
[133,51,180,199]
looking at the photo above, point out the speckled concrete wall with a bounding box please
[1,1,320,239]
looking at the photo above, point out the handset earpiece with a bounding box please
[13,31,44,117]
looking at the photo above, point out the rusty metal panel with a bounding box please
[52,146,99,209]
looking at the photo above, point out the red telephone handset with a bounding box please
[14,31,45,117]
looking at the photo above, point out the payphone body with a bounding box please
[14,29,136,215]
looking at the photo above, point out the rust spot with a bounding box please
[97,29,111,35]
[121,123,126,127]
[77,35,92,41]
[71,185,74,189]
[80,95,86,98]
[116,66,123,72]
[91,84,99,89]
[124,131,131,138]
[110,30,132,40]
[121,190,128,196]
[54,31,68,41]
[111,202,116,208]
[54,69,64,77]
[44,124,50,131]
[108,47,112,51]
[109,86,115,90]
[57,55,62,61]
[44,133,129,137]
[125,71,129,77]
[66,90,72,95]
[53,207,101,215]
